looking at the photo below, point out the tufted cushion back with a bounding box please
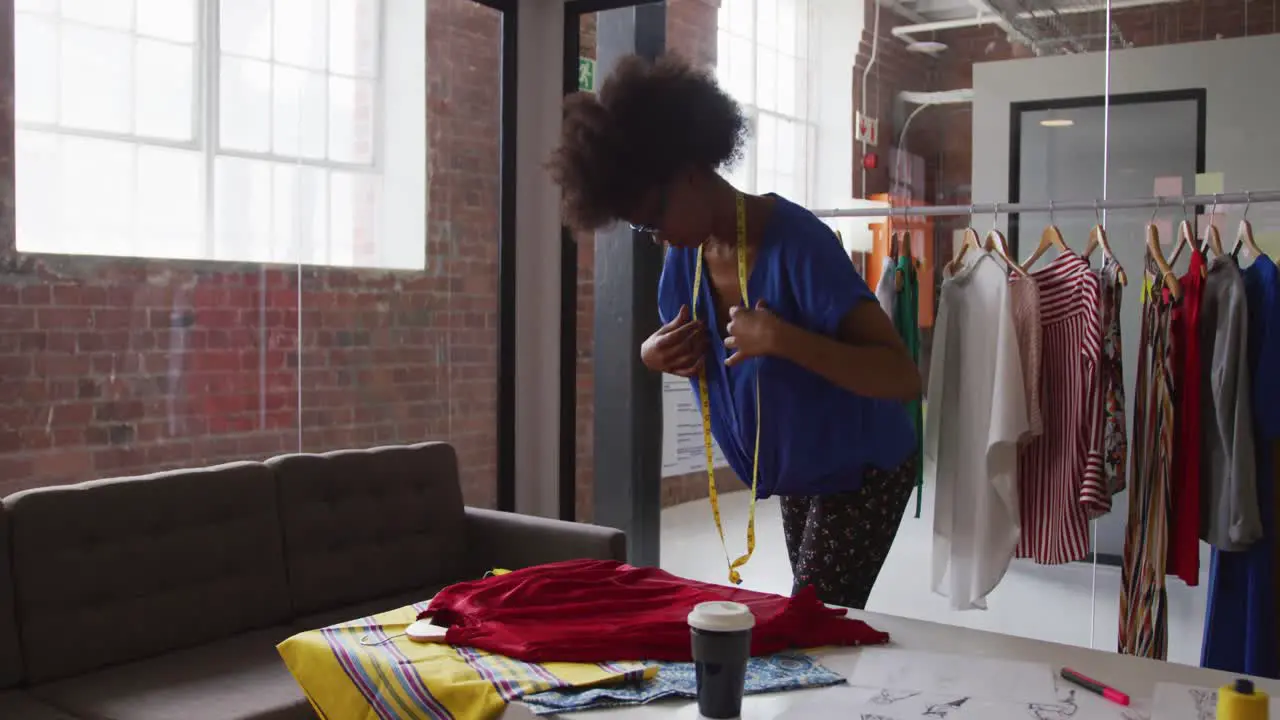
[6,463,290,683]
[0,505,20,688]
[269,443,467,616]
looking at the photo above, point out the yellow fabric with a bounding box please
[278,603,654,720]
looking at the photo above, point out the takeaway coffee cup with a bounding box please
[688,601,755,719]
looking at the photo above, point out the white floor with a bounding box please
[660,480,1212,668]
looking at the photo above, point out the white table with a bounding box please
[499,607,1278,719]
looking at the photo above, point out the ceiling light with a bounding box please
[906,40,947,54]
[1040,118,1075,128]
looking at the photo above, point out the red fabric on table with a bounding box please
[419,559,890,663]
[1168,249,1205,586]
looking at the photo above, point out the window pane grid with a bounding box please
[14,1,58,17]
[218,51,375,81]
[17,1,217,144]
[718,0,812,205]
[217,0,379,167]
[15,0,394,268]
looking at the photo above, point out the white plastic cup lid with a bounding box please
[688,601,755,633]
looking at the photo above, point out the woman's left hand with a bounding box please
[724,300,785,367]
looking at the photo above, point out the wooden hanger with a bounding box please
[1020,202,1071,271]
[1234,218,1263,261]
[1146,221,1183,302]
[1081,203,1128,286]
[1180,216,1207,277]
[1202,205,1225,259]
[986,229,1031,279]
[1084,227,1129,287]
[1168,206,1197,265]
[899,229,923,268]
[1232,193,1264,261]
[893,230,907,291]
[947,227,983,276]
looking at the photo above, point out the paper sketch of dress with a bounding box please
[924,697,970,717]
[870,689,922,705]
[1189,688,1217,720]
[860,715,896,720]
[1028,690,1078,720]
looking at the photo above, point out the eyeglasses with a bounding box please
[628,183,670,237]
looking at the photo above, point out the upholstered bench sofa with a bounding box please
[0,442,626,720]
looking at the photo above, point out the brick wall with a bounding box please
[852,0,1279,325]
[860,0,1280,213]
[0,0,731,517]
[0,0,502,505]
[927,2,1276,212]
[852,1,938,200]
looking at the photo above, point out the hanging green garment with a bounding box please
[892,255,923,518]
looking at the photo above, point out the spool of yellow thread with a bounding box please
[1218,678,1270,720]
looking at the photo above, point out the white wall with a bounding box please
[514,0,565,518]
[381,0,427,270]
[808,0,865,210]
[973,34,1280,210]
[971,34,1280,560]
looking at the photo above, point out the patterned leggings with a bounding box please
[780,458,917,610]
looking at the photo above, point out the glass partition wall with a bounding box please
[30,0,1270,680]
[6,0,512,506]
[629,0,1280,676]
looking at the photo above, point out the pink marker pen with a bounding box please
[1060,667,1131,706]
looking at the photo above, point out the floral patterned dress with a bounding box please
[1119,261,1175,659]
[1099,258,1128,496]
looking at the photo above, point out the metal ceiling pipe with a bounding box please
[967,0,1039,49]
[892,0,1185,42]
[898,88,976,105]
[877,0,929,24]
[892,15,1002,37]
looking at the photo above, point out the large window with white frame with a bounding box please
[13,0,426,270]
[716,0,814,206]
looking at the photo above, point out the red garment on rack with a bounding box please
[1169,250,1206,586]
[420,559,890,663]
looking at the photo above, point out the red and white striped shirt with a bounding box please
[1016,252,1108,565]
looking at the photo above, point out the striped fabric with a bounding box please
[1015,252,1107,565]
[278,602,654,720]
[1118,269,1173,660]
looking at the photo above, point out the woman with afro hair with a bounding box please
[548,54,921,610]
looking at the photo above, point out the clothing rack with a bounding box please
[812,190,1280,219]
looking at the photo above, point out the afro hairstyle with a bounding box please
[547,53,748,231]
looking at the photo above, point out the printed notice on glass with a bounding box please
[661,373,729,477]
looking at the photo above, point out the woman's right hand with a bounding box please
[641,305,707,377]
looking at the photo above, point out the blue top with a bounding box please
[657,195,916,499]
[1202,254,1280,678]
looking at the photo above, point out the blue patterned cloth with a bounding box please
[521,653,845,715]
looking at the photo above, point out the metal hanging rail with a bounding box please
[812,190,1280,219]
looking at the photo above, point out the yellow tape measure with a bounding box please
[690,192,760,585]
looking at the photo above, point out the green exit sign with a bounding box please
[578,57,595,92]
